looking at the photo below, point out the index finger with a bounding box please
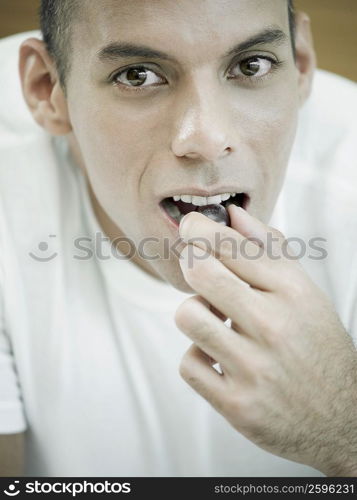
[179,209,282,291]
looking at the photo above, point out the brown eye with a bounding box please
[229,57,274,79]
[240,58,261,76]
[126,68,148,86]
[113,66,166,89]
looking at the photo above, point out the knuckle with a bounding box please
[217,236,239,260]
[249,357,278,386]
[181,254,209,286]
[268,227,285,241]
[275,266,304,295]
[179,357,212,400]
[288,279,305,299]
[190,262,226,297]
[190,317,213,344]
[241,238,264,260]
[250,304,285,346]
[262,319,286,347]
[245,355,266,379]
[221,391,253,425]
[189,318,221,349]
[250,308,271,333]
[209,270,229,295]
[174,298,194,331]
[178,355,194,381]
[175,298,214,344]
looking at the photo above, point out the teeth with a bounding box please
[192,196,208,206]
[206,195,223,204]
[173,192,237,206]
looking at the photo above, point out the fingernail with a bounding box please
[230,204,245,214]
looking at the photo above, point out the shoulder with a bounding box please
[291,69,357,177]
[280,70,357,322]
[286,69,357,221]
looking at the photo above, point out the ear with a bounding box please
[19,37,72,135]
[294,11,317,106]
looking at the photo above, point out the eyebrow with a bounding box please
[226,28,288,57]
[96,27,288,64]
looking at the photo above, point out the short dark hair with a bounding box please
[39,0,296,92]
[288,0,296,57]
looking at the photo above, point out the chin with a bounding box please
[153,259,195,295]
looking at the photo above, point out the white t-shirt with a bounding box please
[0,31,356,477]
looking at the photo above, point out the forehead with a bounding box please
[74,0,289,61]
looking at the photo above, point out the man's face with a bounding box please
[66,0,300,292]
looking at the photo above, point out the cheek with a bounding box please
[73,112,135,179]
[69,98,157,205]
[252,104,298,174]
[68,90,171,240]
[238,85,298,161]
[233,81,299,216]
[69,89,170,182]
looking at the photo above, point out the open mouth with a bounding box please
[160,192,248,225]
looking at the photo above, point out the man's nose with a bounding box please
[170,83,234,162]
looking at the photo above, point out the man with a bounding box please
[0,0,356,476]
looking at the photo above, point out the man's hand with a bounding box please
[175,204,357,476]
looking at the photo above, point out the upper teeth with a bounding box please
[173,193,236,206]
